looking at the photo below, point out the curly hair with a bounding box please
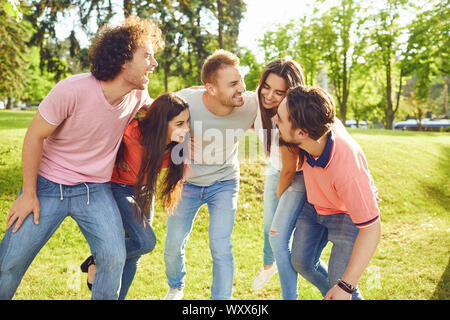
[88,16,164,81]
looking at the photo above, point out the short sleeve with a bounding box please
[38,80,76,126]
[335,173,380,228]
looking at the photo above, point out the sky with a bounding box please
[238,0,326,57]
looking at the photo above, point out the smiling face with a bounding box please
[167,108,190,144]
[272,97,301,145]
[210,65,246,108]
[122,42,158,90]
[260,72,288,110]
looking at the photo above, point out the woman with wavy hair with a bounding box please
[251,58,307,300]
[81,93,190,299]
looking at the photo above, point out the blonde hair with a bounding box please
[201,49,240,84]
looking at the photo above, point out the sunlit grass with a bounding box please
[0,110,448,300]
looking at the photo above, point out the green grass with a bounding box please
[0,109,448,300]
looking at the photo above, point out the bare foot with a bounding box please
[87,263,97,286]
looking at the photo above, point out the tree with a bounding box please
[403,1,449,103]
[25,0,115,80]
[370,0,410,129]
[319,0,368,125]
[0,0,31,106]
[213,0,246,50]
[258,16,324,86]
[137,0,186,92]
[238,47,263,91]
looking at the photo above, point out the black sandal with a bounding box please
[80,255,96,291]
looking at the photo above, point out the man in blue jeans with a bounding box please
[163,50,258,300]
[272,85,381,300]
[0,16,162,300]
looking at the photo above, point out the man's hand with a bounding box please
[6,111,57,233]
[6,192,40,233]
[324,284,352,300]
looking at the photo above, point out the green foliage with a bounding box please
[21,47,56,103]
[403,1,450,101]
[1,0,448,125]
[0,0,32,100]
[257,0,448,126]
[238,47,264,91]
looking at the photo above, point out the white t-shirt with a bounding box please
[251,92,282,171]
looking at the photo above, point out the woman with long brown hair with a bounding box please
[251,58,307,300]
[81,93,190,299]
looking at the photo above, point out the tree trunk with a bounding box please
[164,64,169,93]
[217,0,224,48]
[123,0,132,17]
[340,52,348,124]
[385,53,394,129]
[6,97,12,110]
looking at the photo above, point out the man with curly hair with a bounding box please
[0,16,163,300]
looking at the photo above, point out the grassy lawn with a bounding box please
[0,109,448,300]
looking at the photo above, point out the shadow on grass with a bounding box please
[422,145,450,211]
[0,163,22,196]
[431,257,450,300]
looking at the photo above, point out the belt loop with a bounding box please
[59,184,63,201]
[84,183,90,205]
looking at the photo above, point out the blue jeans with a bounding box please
[263,163,307,300]
[0,175,126,300]
[290,201,363,300]
[164,179,239,300]
[110,182,156,300]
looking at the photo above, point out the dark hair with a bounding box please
[286,86,335,140]
[257,58,305,154]
[115,93,189,223]
[88,15,163,81]
[201,49,240,84]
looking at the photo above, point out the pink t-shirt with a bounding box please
[301,119,380,228]
[38,73,151,185]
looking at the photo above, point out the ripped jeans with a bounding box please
[263,163,307,300]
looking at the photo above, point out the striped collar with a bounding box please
[300,130,335,169]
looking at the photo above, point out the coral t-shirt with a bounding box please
[38,73,152,185]
[110,120,170,186]
[300,119,380,228]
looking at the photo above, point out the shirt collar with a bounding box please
[300,130,335,169]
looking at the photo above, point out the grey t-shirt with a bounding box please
[177,88,258,186]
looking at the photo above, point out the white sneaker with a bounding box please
[163,288,184,300]
[252,262,278,291]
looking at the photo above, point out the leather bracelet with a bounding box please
[337,279,356,294]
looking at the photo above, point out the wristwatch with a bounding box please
[337,279,356,294]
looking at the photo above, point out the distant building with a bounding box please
[345,120,368,129]
[393,119,450,131]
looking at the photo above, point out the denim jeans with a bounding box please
[164,179,239,300]
[110,182,156,300]
[0,175,126,300]
[290,201,363,300]
[263,163,307,300]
